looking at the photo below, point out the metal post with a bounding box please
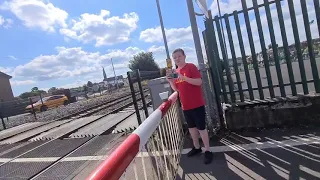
[0,101,5,130]
[127,72,142,125]
[156,0,170,59]
[186,0,221,131]
[29,98,37,120]
[136,69,149,118]
[111,58,119,90]
[40,93,44,105]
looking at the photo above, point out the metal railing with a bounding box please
[86,92,185,180]
[204,0,320,104]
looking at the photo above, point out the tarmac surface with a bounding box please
[177,127,320,180]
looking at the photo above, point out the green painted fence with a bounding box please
[203,0,320,104]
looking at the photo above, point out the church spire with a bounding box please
[102,67,107,81]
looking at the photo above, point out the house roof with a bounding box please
[0,71,12,79]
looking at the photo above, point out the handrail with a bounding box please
[86,92,179,180]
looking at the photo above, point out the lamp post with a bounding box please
[155,0,170,59]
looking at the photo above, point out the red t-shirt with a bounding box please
[174,63,205,110]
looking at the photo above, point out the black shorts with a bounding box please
[183,106,206,130]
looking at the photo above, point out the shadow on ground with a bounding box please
[177,127,320,180]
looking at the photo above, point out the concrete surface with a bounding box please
[225,94,320,130]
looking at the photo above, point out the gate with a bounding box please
[203,0,320,104]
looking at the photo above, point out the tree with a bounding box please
[129,52,160,71]
[19,90,47,99]
[87,81,93,87]
[31,87,39,92]
[48,87,57,93]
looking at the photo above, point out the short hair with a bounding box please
[172,48,185,56]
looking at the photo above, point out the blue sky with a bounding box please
[0,0,318,96]
[0,0,210,96]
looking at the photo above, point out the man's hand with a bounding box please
[166,68,174,81]
[166,68,178,91]
[177,73,186,82]
[177,73,202,86]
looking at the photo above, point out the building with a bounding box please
[102,67,124,87]
[103,75,124,87]
[0,71,14,101]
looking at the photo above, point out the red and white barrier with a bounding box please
[86,92,180,180]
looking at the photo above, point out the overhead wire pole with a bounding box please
[186,0,224,132]
[111,58,119,89]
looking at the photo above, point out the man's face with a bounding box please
[173,51,186,67]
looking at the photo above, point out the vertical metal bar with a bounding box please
[314,0,320,38]
[136,69,149,118]
[127,72,142,125]
[29,98,37,120]
[224,14,244,102]
[1,116,5,130]
[241,0,264,99]
[133,159,139,180]
[151,135,161,178]
[111,58,119,89]
[203,24,227,103]
[301,0,320,93]
[234,11,254,100]
[204,14,226,129]
[39,93,44,105]
[275,0,297,96]
[140,151,148,180]
[253,0,275,98]
[158,123,170,180]
[215,16,236,103]
[160,117,173,178]
[154,128,165,179]
[264,0,285,97]
[0,100,5,130]
[287,0,308,95]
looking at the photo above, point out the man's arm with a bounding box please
[183,76,202,86]
[178,64,203,86]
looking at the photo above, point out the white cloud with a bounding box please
[60,10,139,46]
[140,26,193,46]
[13,46,143,82]
[1,0,68,32]
[0,67,13,75]
[11,80,36,86]
[0,15,4,25]
[0,15,13,28]
[8,55,17,60]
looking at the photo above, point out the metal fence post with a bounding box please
[0,100,6,130]
[136,70,149,118]
[127,71,142,125]
[29,98,37,120]
[39,93,44,105]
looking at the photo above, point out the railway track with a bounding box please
[0,89,150,143]
[57,89,149,120]
[0,96,152,179]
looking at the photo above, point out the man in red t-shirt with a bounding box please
[166,48,213,164]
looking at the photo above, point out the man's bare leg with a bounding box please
[199,129,210,152]
[189,127,200,148]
